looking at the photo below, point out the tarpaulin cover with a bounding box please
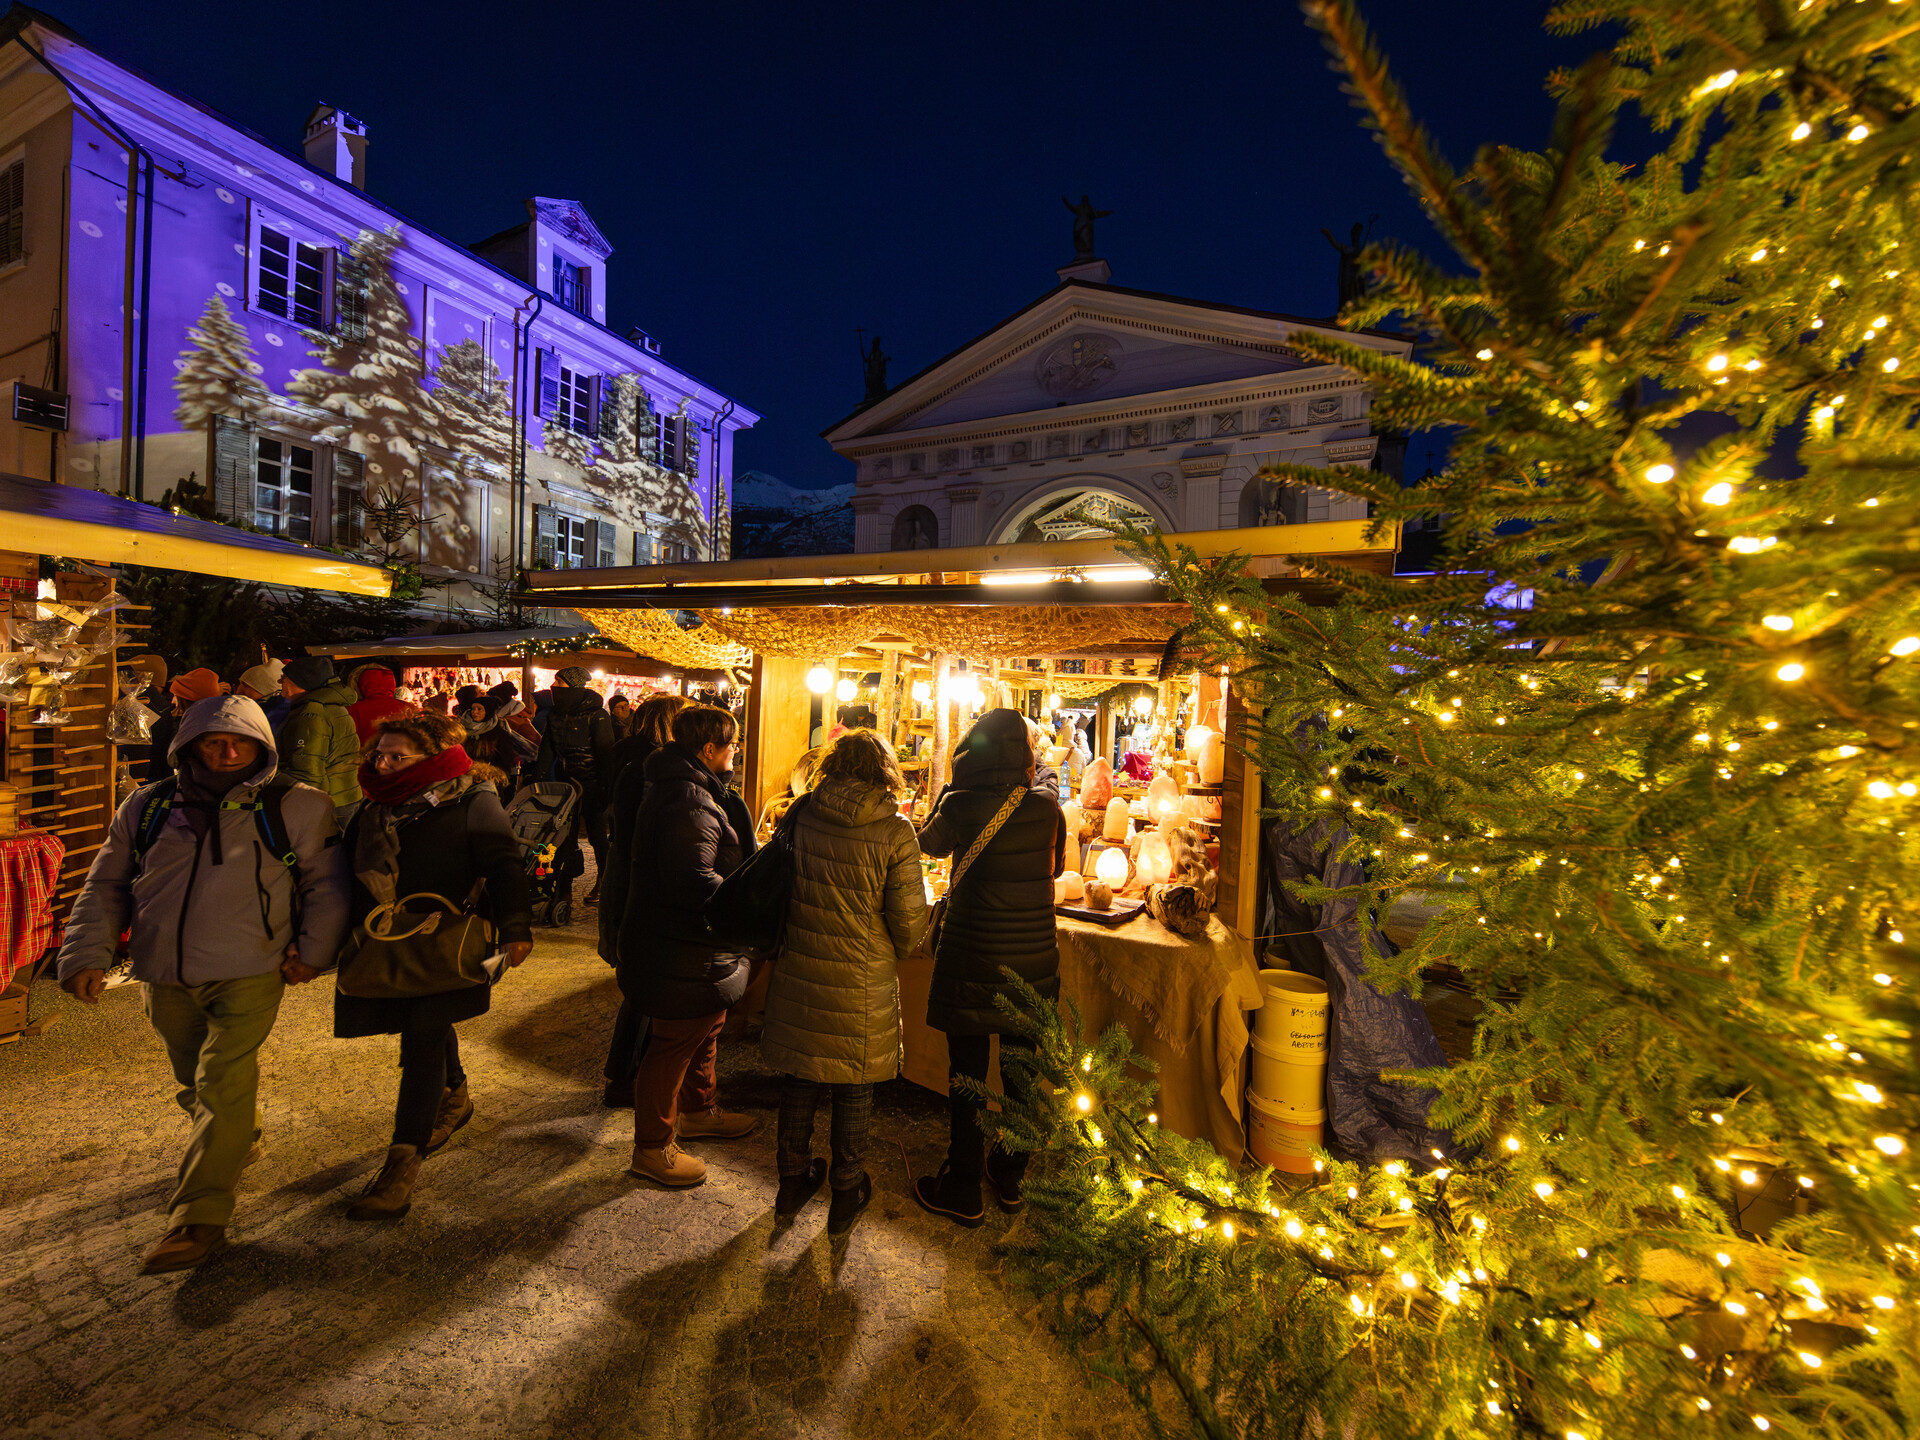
[1263,816,1453,1163]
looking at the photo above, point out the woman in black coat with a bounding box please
[334,711,533,1221]
[912,708,1066,1227]
[617,704,760,1190]
[596,693,691,1106]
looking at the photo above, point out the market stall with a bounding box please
[523,520,1395,1160]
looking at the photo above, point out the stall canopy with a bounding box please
[0,472,392,597]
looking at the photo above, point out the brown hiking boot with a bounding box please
[348,1145,422,1220]
[140,1223,226,1274]
[676,1106,759,1140]
[628,1141,707,1188]
[425,1082,473,1156]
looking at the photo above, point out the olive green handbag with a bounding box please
[335,881,494,999]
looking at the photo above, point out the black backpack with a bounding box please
[132,773,303,887]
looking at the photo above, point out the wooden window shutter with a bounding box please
[535,349,560,420]
[597,378,624,443]
[589,518,616,568]
[533,504,559,567]
[586,374,605,439]
[333,247,370,342]
[684,416,702,475]
[661,413,680,471]
[330,449,366,549]
[209,414,253,522]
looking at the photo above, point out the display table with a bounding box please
[897,913,1264,1162]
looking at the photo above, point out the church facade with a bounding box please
[823,261,1409,554]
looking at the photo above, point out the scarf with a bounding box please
[176,756,254,866]
[353,746,477,908]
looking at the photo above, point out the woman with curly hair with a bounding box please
[760,728,928,1234]
[333,710,534,1220]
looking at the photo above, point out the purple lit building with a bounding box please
[0,4,758,602]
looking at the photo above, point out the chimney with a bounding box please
[302,105,368,189]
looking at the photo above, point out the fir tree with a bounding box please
[430,337,513,476]
[286,226,445,495]
[173,294,272,429]
[997,4,1920,1437]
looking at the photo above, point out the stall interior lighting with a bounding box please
[978,566,1154,585]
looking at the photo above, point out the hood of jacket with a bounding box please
[350,664,397,700]
[168,694,279,787]
[293,677,357,710]
[953,708,1035,790]
[807,776,900,829]
[551,686,605,717]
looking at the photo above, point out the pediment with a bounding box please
[826,283,1393,445]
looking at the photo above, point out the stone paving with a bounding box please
[0,901,1146,1440]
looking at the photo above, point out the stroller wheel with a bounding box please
[553,898,573,927]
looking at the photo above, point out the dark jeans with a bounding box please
[946,1033,1037,1182]
[393,1026,465,1150]
[557,798,611,886]
[632,1010,726,1149]
[604,998,651,1090]
[776,1076,874,1192]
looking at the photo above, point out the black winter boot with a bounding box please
[985,1149,1028,1213]
[912,1160,985,1228]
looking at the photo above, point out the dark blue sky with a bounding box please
[49,0,1604,489]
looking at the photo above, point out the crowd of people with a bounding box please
[60,654,1069,1274]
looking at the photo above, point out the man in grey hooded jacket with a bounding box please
[58,695,351,1274]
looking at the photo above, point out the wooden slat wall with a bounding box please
[2,560,130,932]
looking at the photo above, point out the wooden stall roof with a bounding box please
[0,472,392,597]
[305,626,696,677]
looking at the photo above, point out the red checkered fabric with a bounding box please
[0,830,65,990]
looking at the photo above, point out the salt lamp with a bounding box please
[1079,756,1113,810]
[1094,844,1131,887]
[1184,722,1212,765]
[1060,871,1085,901]
[1147,772,1181,826]
[1061,800,1084,842]
[1135,830,1174,886]
[1102,796,1130,841]
[1196,727,1226,785]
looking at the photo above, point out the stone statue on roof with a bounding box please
[1063,195,1112,262]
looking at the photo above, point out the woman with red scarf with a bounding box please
[334,711,534,1220]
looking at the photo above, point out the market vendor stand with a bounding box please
[524,519,1394,1159]
[0,471,390,1039]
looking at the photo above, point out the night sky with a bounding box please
[46,0,1613,490]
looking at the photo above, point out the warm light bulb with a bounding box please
[1045,692,1061,711]
[1790,122,1811,140]
[835,677,856,703]
[1762,615,1793,631]
[1706,354,1729,372]
[1095,845,1130,886]
[912,680,931,703]
[806,665,833,694]
[1645,463,1675,484]
[1873,1136,1906,1156]
[1701,482,1733,506]
[1776,663,1805,682]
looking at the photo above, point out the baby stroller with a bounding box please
[506,780,582,926]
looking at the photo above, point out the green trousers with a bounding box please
[141,970,286,1228]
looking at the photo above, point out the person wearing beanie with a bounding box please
[236,660,289,733]
[280,656,362,818]
[488,680,540,753]
[910,708,1066,1228]
[346,663,415,745]
[171,668,222,706]
[534,668,616,906]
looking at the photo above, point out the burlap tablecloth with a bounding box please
[898,913,1263,1162]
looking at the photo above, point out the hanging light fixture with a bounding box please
[835,677,857,703]
[806,665,833,694]
[912,679,932,704]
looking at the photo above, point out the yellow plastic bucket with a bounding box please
[1249,1034,1324,1110]
[1247,1089,1324,1173]
[1254,969,1328,1057]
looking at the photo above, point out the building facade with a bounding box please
[823,261,1407,553]
[0,6,756,607]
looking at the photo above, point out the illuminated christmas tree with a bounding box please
[430,337,513,476]
[173,293,272,429]
[286,225,445,494]
[998,3,1919,1436]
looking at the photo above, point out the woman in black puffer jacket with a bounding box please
[912,707,1065,1227]
[617,704,760,1191]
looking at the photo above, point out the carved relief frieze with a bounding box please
[1260,403,1289,430]
[1168,416,1195,441]
[1010,440,1028,460]
[1213,411,1241,437]
[938,447,960,469]
[1307,394,1343,422]
[1126,422,1150,446]
[1046,435,1068,458]
[1082,429,1107,453]
[972,444,994,467]
[1150,471,1176,496]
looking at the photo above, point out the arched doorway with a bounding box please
[992,487,1159,545]
[892,505,939,550]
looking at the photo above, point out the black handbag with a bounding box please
[705,794,810,953]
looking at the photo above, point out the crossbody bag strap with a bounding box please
[948,784,1027,895]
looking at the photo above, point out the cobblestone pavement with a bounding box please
[0,901,1145,1440]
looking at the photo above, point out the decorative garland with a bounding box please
[578,608,751,670]
[685,603,1184,660]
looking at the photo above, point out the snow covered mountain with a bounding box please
[730,470,855,558]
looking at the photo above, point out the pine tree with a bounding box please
[286,226,445,494]
[430,337,513,476]
[996,4,1920,1437]
[173,294,272,429]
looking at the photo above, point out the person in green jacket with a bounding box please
[280,655,363,820]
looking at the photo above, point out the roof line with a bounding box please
[0,3,756,424]
[820,277,1404,436]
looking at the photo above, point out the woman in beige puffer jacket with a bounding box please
[761,730,928,1233]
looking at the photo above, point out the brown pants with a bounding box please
[632,1010,726,1148]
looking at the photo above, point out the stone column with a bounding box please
[1179,454,1227,531]
[851,495,885,552]
[947,485,981,548]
